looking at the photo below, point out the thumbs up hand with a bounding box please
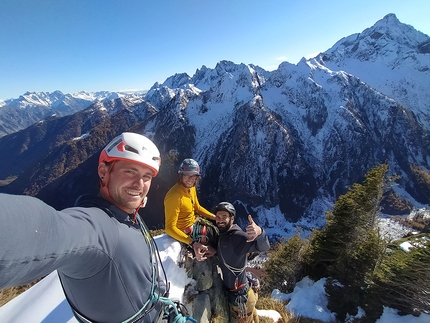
[246,215,262,242]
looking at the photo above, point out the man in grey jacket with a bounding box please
[0,132,194,323]
[214,202,270,323]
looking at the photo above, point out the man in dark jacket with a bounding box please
[0,132,194,323]
[213,202,270,323]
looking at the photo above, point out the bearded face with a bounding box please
[215,210,234,233]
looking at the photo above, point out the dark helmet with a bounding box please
[178,158,201,175]
[214,202,236,217]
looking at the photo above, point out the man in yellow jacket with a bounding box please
[164,158,217,260]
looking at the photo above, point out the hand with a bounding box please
[204,245,217,258]
[246,215,262,242]
[193,242,208,261]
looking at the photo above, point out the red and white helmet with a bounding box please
[99,132,161,176]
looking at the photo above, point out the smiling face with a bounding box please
[98,160,153,213]
[215,210,234,233]
[179,174,199,189]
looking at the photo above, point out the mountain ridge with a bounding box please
[0,91,146,137]
[0,13,428,235]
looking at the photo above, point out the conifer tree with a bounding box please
[262,233,307,295]
[304,164,389,320]
[366,234,430,318]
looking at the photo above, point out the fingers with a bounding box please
[248,214,254,224]
[205,246,217,257]
[246,216,262,242]
[246,235,256,242]
[246,215,256,241]
[246,226,256,242]
[194,242,209,261]
[197,254,207,261]
[194,243,208,253]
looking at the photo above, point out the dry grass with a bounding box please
[150,228,166,237]
[0,279,41,307]
[210,313,229,323]
[257,296,337,323]
[257,296,297,323]
[0,176,17,186]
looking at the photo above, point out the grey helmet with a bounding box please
[214,202,236,217]
[178,158,201,175]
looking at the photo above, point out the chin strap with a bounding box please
[131,197,147,224]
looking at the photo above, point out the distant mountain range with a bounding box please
[0,13,428,235]
[0,91,146,137]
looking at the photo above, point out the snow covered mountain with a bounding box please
[138,13,429,230]
[0,13,428,236]
[315,13,430,129]
[0,90,143,137]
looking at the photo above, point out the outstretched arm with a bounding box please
[0,194,108,289]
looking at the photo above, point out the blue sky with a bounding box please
[1,0,429,101]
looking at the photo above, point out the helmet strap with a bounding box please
[131,197,147,224]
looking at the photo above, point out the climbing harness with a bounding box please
[218,239,249,320]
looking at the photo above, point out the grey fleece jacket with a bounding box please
[0,193,166,323]
[217,223,270,291]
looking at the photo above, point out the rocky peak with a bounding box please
[320,13,430,65]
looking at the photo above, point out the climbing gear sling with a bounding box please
[189,216,219,247]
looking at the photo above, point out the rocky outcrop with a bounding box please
[182,255,231,322]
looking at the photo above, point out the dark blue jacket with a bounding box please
[217,223,270,291]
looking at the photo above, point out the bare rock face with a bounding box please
[182,254,232,322]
